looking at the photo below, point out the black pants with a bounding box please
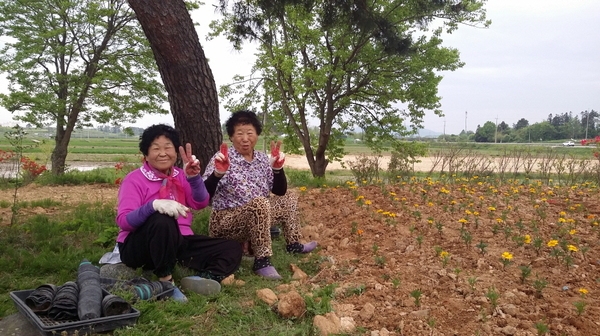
[118,213,242,280]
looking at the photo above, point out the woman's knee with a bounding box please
[247,197,270,211]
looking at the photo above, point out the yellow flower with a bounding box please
[559,211,566,217]
[465,210,473,215]
[578,288,589,295]
[428,202,434,206]
[487,206,496,211]
[389,192,396,196]
[364,200,372,205]
[440,251,449,258]
[473,211,480,216]
[547,240,559,247]
[568,245,578,252]
[524,235,531,244]
[458,218,468,224]
[299,186,307,192]
[558,218,566,223]
[496,218,504,223]
[569,229,576,235]
[501,252,513,260]
[356,229,364,236]
[356,195,365,201]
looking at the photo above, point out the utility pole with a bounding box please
[494,116,498,143]
[585,110,590,140]
[443,119,446,140]
[464,111,467,134]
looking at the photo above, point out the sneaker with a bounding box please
[180,276,221,296]
[301,241,318,253]
[170,285,188,303]
[254,266,283,280]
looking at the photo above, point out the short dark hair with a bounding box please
[139,124,181,156]
[225,110,262,137]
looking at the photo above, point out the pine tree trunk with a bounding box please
[127,0,221,173]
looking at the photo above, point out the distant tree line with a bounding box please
[439,110,599,143]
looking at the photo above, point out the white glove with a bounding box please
[152,199,189,218]
[269,152,286,170]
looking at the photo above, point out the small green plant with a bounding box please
[346,284,366,297]
[485,286,499,310]
[440,251,450,267]
[500,251,513,269]
[467,276,478,292]
[372,243,379,255]
[460,228,472,248]
[416,234,423,248]
[391,278,401,289]
[573,288,588,316]
[519,265,532,284]
[476,240,488,255]
[533,276,548,298]
[573,301,587,316]
[374,255,386,268]
[535,321,549,335]
[410,289,422,307]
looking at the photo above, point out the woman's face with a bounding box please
[231,123,258,157]
[145,135,178,174]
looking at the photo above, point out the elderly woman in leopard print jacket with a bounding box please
[202,110,317,280]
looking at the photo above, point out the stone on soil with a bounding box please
[256,288,278,306]
[276,290,306,318]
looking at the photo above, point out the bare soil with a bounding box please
[3,174,600,335]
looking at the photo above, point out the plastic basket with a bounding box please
[10,289,140,336]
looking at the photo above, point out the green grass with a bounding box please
[0,200,331,335]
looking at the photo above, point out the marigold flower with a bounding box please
[569,229,576,235]
[524,235,531,244]
[440,251,449,258]
[364,200,372,205]
[568,245,578,252]
[299,186,307,192]
[578,288,588,295]
[487,206,496,211]
[501,252,513,260]
[547,240,558,247]
[356,229,364,236]
[458,218,468,224]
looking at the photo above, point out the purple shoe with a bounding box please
[301,241,318,253]
[255,266,283,280]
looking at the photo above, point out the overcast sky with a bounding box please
[1,0,599,136]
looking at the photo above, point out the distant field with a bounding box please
[0,127,596,163]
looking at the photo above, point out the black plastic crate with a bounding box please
[10,289,140,336]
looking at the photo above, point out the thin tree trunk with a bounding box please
[127,0,221,172]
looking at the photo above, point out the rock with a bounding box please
[221,274,236,285]
[277,290,306,318]
[325,312,341,330]
[333,303,356,317]
[379,328,390,336]
[410,309,430,319]
[359,302,375,320]
[448,272,457,280]
[340,316,356,333]
[99,263,137,280]
[370,331,380,336]
[219,276,245,287]
[502,304,518,316]
[313,314,340,336]
[405,245,415,253]
[290,264,308,280]
[501,325,517,335]
[276,284,294,293]
[0,313,40,336]
[340,237,349,248]
[256,288,278,306]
